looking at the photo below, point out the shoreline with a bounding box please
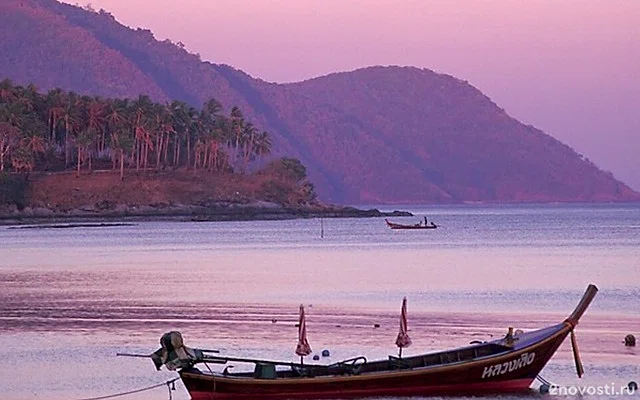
[0,202,413,227]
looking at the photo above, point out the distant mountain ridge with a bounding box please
[1,0,638,203]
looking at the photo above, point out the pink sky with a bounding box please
[66,0,640,190]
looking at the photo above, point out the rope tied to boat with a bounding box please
[537,374,564,394]
[72,377,179,400]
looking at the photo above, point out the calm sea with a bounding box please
[0,203,639,400]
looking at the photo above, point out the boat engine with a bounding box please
[151,331,202,371]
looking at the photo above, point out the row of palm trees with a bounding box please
[0,78,272,179]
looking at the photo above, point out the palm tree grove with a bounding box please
[0,78,321,212]
[0,78,276,177]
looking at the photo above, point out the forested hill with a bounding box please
[1,0,638,203]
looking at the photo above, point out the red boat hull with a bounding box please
[180,323,569,399]
[186,379,533,400]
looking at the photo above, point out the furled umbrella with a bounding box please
[395,297,412,357]
[295,304,312,365]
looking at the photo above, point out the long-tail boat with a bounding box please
[385,218,437,229]
[123,284,597,399]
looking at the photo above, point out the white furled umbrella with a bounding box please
[295,304,312,364]
[395,297,412,357]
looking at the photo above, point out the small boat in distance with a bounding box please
[385,218,437,229]
[127,285,598,400]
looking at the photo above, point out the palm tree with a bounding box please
[130,95,154,170]
[10,145,34,173]
[20,132,47,163]
[185,106,201,169]
[15,83,40,113]
[45,88,65,143]
[103,99,128,170]
[0,122,19,172]
[19,110,48,157]
[241,122,258,173]
[203,98,223,117]
[74,128,97,177]
[154,104,175,169]
[61,93,81,166]
[210,116,230,171]
[202,127,219,171]
[169,100,191,168]
[105,98,128,129]
[84,97,106,152]
[110,128,133,180]
[0,101,25,127]
[254,131,272,168]
[198,98,226,171]
[229,106,245,169]
[192,138,203,173]
[0,79,16,103]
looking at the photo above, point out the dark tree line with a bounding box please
[0,78,272,179]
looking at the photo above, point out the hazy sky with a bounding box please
[67,0,639,189]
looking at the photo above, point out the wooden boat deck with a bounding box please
[199,324,564,381]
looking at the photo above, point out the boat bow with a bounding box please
[564,284,598,378]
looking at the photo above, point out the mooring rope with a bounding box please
[536,374,554,386]
[536,373,565,394]
[72,378,179,400]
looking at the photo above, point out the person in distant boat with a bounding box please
[424,217,428,226]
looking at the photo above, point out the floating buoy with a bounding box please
[624,334,636,347]
[312,354,320,361]
[373,323,380,328]
[271,319,277,324]
[322,349,330,357]
[629,381,638,392]
[539,383,550,394]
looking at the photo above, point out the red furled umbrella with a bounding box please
[295,304,312,364]
[395,297,412,357]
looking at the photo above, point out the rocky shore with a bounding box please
[0,200,412,226]
[0,170,413,226]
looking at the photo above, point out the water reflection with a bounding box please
[1,204,639,399]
